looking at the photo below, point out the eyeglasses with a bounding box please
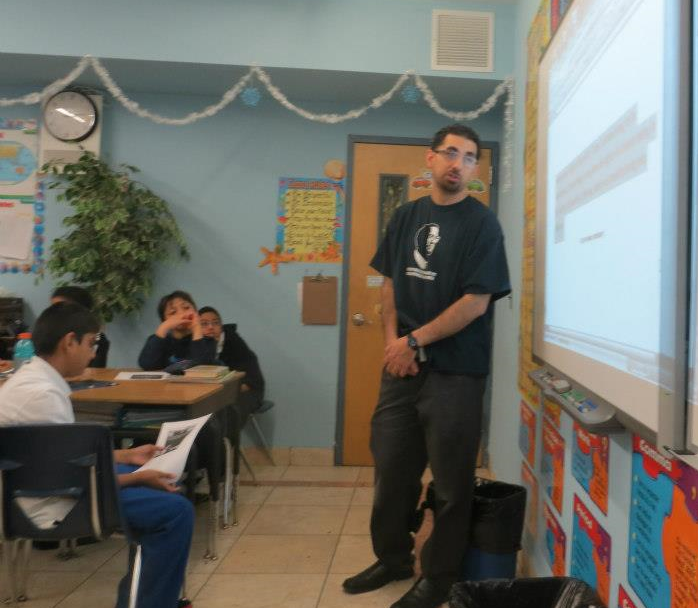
[200,320,222,328]
[433,148,478,167]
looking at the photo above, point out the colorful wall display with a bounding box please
[276,177,344,263]
[572,422,609,514]
[551,0,573,34]
[618,585,640,608]
[571,495,611,606]
[544,501,566,575]
[521,460,539,542]
[542,417,565,513]
[543,395,562,427]
[520,399,537,467]
[0,118,44,274]
[628,437,698,608]
[518,0,551,406]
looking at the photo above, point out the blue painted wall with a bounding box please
[0,0,517,448]
[3,0,515,80]
[0,89,504,448]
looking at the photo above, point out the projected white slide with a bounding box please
[534,0,680,432]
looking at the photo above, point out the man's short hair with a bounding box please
[33,302,100,356]
[51,285,94,311]
[198,306,221,321]
[430,124,481,159]
[157,290,197,321]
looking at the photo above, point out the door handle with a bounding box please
[351,313,366,326]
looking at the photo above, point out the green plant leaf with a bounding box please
[41,152,189,322]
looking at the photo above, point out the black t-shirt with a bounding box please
[370,195,510,375]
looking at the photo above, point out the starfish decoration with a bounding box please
[258,245,295,275]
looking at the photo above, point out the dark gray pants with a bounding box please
[369,367,486,582]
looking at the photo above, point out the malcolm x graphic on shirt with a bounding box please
[406,223,440,281]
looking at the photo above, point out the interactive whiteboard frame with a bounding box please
[532,0,690,452]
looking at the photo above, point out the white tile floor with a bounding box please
[0,465,438,608]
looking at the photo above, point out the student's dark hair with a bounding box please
[51,285,94,311]
[33,302,100,356]
[430,124,481,159]
[157,290,197,321]
[198,306,222,321]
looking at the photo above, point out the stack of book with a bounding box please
[119,408,184,428]
[171,365,234,383]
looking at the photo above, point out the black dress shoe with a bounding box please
[390,577,453,608]
[342,560,414,594]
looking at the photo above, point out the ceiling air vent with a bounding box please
[432,10,494,72]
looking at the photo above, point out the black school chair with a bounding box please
[0,424,139,606]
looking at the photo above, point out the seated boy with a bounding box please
[51,285,110,368]
[138,291,216,371]
[198,305,265,425]
[0,302,194,608]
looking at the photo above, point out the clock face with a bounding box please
[43,91,98,143]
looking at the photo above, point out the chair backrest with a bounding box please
[0,424,126,542]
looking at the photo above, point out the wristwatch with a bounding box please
[407,333,419,351]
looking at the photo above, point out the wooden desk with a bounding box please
[71,368,244,419]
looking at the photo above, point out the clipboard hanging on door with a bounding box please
[302,274,338,325]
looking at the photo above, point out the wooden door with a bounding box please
[339,139,494,465]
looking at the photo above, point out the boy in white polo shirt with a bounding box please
[0,302,194,608]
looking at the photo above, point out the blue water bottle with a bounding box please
[13,332,35,370]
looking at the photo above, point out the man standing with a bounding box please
[342,125,510,608]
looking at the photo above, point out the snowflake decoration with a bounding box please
[241,87,262,107]
[401,85,421,104]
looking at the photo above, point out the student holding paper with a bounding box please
[139,290,216,370]
[0,302,194,608]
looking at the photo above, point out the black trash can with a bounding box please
[420,477,527,580]
[449,577,605,608]
[464,477,527,580]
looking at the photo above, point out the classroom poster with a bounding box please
[518,0,551,406]
[276,177,344,263]
[618,585,640,608]
[0,118,38,198]
[571,495,611,606]
[543,394,562,427]
[544,501,566,575]
[0,118,44,274]
[572,422,609,514]
[521,460,539,542]
[628,437,698,608]
[551,0,572,34]
[541,417,565,513]
[519,399,537,467]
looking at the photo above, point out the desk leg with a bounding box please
[232,473,240,526]
[17,539,31,601]
[222,437,233,529]
[204,500,218,561]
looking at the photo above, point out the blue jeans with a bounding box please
[115,465,194,608]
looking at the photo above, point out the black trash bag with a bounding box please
[418,478,527,553]
[448,577,605,608]
[469,478,527,554]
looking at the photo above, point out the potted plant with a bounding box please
[43,152,189,322]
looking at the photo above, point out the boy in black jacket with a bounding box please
[139,291,216,370]
[198,306,265,423]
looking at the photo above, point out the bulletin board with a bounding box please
[276,177,344,263]
[0,118,45,274]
